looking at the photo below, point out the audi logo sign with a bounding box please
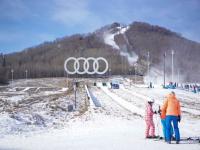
[64,57,109,75]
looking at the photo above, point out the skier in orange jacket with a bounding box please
[162,91,181,144]
[159,96,174,141]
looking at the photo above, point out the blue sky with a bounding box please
[0,0,200,53]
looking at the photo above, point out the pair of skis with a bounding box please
[152,136,200,144]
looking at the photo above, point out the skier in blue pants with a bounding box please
[159,102,174,141]
[166,116,180,143]
[161,119,174,141]
[162,92,181,144]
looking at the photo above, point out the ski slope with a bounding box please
[0,78,200,150]
[1,114,199,150]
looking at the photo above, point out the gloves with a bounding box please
[178,115,181,122]
[158,109,161,115]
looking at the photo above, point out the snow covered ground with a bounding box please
[0,78,199,150]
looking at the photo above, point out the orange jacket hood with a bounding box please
[162,94,181,117]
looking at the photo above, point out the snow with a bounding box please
[22,87,31,92]
[59,87,68,92]
[0,116,149,150]
[119,26,130,34]
[125,85,200,116]
[43,87,68,95]
[100,85,144,116]
[6,95,25,103]
[44,91,61,95]
[103,32,120,49]
[0,105,199,150]
[85,85,96,109]
[103,25,138,65]
[144,67,165,85]
[0,78,200,150]
[116,26,130,34]
[120,51,139,65]
[103,26,130,50]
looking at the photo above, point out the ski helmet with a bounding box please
[148,99,154,103]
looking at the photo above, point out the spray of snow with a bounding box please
[144,67,164,85]
[121,51,138,65]
[144,65,186,85]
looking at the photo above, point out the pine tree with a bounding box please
[0,53,9,84]
[2,55,6,67]
[0,53,2,65]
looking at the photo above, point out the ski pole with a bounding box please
[156,112,160,137]
[157,105,161,137]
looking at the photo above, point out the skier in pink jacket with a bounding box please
[145,99,156,138]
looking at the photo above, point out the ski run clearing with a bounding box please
[0,78,199,150]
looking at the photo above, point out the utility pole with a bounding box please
[164,52,166,87]
[147,51,150,84]
[73,79,77,109]
[129,68,131,87]
[110,57,112,78]
[122,56,124,76]
[134,64,137,84]
[11,69,14,86]
[25,70,28,80]
[178,69,180,84]
[109,68,112,78]
[171,50,174,83]
[67,73,68,87]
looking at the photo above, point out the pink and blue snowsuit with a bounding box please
[145,102,155,137]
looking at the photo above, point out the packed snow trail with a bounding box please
[85,85,101,107]
[90,86,137,119]
[100,86,144,117]
[122,86,200,116]
[114,84,200,137]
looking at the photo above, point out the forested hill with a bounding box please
[3,21,200,82]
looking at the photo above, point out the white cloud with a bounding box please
[51,0,103,32]
[52,0,91,25]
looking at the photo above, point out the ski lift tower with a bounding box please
[163,52,166,87]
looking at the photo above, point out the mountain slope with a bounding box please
[5,21,200,82]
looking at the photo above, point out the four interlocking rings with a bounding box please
[64,57,109,75]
